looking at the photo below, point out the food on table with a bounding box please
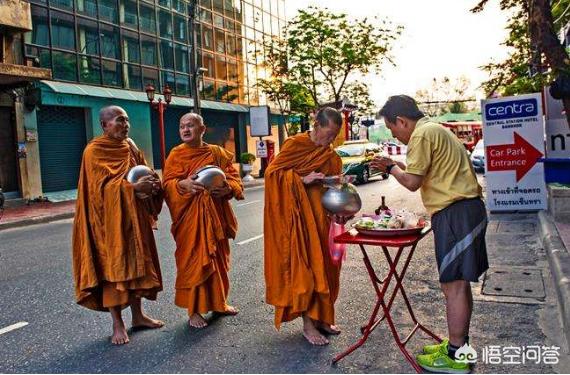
[354,210,423,231]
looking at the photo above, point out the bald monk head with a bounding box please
[100,105,130,141]
[310,107,343,146]
[179,113,206,147]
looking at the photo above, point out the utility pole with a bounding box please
[189,0,203,115]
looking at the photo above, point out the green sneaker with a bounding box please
[416,347,470,374]
[423,338,449,354]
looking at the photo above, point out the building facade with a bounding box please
[4,0,285,199]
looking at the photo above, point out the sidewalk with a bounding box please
[0,178,265,231]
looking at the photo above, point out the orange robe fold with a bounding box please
[72,135,163,312]
[264,132,342,328]
[163,143,243,315]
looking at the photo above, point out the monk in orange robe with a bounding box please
[163,113,244,328]
[264,107,345,346]
[72,105,164,345]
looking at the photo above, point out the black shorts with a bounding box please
[432,198,489,283]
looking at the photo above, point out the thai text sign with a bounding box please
[481,93,546,211]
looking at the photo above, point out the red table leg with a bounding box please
[332,243,441,373]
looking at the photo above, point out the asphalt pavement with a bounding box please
[0,176,568,373]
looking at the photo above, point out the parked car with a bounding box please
[335,140,388,184]
[470,139,485,173]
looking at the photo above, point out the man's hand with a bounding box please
[133,175,160,196]
[302,171,325,185]
[370,156,396,173]
[210,182,232,199]
[178,174,206,196]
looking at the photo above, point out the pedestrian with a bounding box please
[264,107,346,346]
[371,95,488,374]
[72,105,164,345]
[162,113,244,329]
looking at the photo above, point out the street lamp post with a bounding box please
[145,83,172,169]
[189,1,207,115]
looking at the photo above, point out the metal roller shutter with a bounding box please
[37,106,87,193]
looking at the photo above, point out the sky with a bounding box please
[284,0,512,107]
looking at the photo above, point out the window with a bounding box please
[215,29,225,54]
[173,0,187,14]
[225,19,235,33]
[158,0,172,8]
[159,10,173,39]
[227,84,239,103]
[174,43,189,73]
[141,35,158,65]
[199,7,212,23]
[52,0,74,11]
[215,55,227,80]
[213,0,223,14]
[120,0,138,29]
[160,40,174,69]
[201,79,215,100]
[140,3,156,34]
[76,0,97,18]
[176,74,190,95]
[202,25,213,50]
[173,15,187,42]
[52,51,77,81]
[100,24,120,59]
[213,14,224,29]
[28,6,49,46]
[199,0,212,9]
[99,0,118,23]
[202,52,214,78]
[227,58,238,81]
[234,0,242,20]
[161,70,175,91]
[143,67,159,87]
[224,0,234,18]
[79,55,101,84]
[122,31,140,63]
[263,12,271,34]
[216,82,228,101]
[124,64,143,89]
[272,16,279,36]
[102,59,123,86]
[51,11,75,51]
[77,17,99,55]
[226,34,236,56]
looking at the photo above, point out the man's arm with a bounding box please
[389,166,424,192]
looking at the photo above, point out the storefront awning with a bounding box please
[39,81,250,113]
[0,64,51,86]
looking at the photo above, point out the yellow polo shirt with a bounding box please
[406,117,482,215]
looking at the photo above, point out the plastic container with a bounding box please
[538,158,570,184]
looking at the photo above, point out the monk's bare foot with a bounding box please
[218,305,239,316]
[188,313,208,329]
[132,314,165,329]
[302,317,329,346]
[315,321,341,335]
[111,322,130,345]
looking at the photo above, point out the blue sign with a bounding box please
[485,98,538,121]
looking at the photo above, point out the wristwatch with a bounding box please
[386,163,396,174]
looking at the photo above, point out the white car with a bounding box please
[470,139,485,173]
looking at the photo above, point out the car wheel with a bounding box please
[359,167,370,184]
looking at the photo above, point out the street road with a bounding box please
[0,174,565,373]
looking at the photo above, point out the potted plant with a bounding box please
[240,152,256,182]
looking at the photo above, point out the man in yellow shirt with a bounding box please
[372,95,488,374]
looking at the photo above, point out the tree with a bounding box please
[285,7,402,105]
[414,76,474,116]
[343,81,376,118]
[472,0,570,127]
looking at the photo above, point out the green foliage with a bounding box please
[240,152,256,164]
[284,6,402,104]
[471,0,569,96]
[343,81,376,117]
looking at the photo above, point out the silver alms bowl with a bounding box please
[194,165,226,189]
[321,182,362,216]
[126,165,154,184]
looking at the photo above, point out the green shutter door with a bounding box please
[37,106,87,193]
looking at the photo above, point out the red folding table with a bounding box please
[333,226,441,373]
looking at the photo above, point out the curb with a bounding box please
[0,181,265,231]
[0,211,75,231]
[538,210,570,349]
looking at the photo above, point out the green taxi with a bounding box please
[335,140,388,184]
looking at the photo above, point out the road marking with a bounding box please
[236,234,263,245]
[0,322,29,336]
[236,200,261,207]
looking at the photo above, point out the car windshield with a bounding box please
[336,145,365,157]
